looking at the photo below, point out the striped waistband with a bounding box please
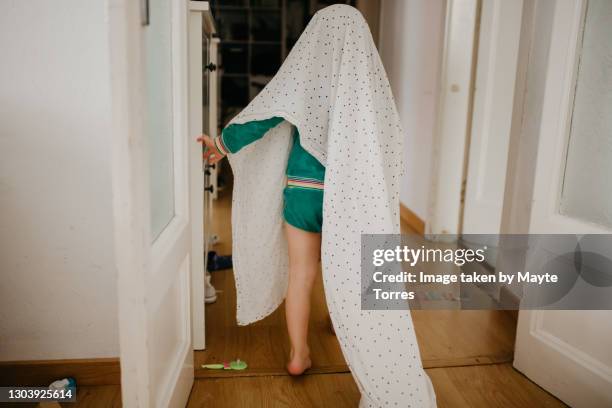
[287,176,324,190]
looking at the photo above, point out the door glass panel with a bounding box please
[559,0,612,228]
[145,0,175,240]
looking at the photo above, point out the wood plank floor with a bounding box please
[66,189,565,407]
[188,364,565,408]
[188,191,566,407]
[65,361,565,408]
[66,386,122,407]
[194,192,517,375]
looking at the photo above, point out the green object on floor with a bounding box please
[201,359,248,370]
[201,363,224,369]
[230,359,248,370]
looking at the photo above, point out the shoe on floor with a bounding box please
[207,251,233,272]
[205,272,217,303]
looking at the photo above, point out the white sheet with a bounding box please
[226,5,436,407]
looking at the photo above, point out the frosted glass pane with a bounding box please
[146,0,175,240]
[560,0,612,228]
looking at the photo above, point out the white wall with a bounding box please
[378,0,446,220]
[0,1,119,360]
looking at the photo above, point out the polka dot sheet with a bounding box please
[226,5,437,407]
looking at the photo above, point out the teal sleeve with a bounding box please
[220,116,284,154]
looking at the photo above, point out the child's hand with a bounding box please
[197,134,225,164]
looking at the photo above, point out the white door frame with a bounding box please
[462,0,523,235]
[188,0,217,351]
[109,0,194,406]
[188,0,206,352]
[427,0,479,235]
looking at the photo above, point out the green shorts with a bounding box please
[282,186,323,233]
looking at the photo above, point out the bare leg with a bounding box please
[284,222,321,375]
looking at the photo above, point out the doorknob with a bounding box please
[204,62,217,72]
[205,185,214,193]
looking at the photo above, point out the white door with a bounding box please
[109,0,194,406]
[462,0,522,236]
[513,1,612,407]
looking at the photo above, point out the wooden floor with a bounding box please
[196,188,517,375]
[188,191,566,407]
[68,190,565,407]
[67,386,122,407]
[187,364,566,408]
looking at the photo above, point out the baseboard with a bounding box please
[400,203,425,235]
[0,357,120,386]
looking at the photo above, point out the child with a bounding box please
[199,4,436,407]
[199,116,324,375]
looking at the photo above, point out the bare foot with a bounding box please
[286,348,312,376]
